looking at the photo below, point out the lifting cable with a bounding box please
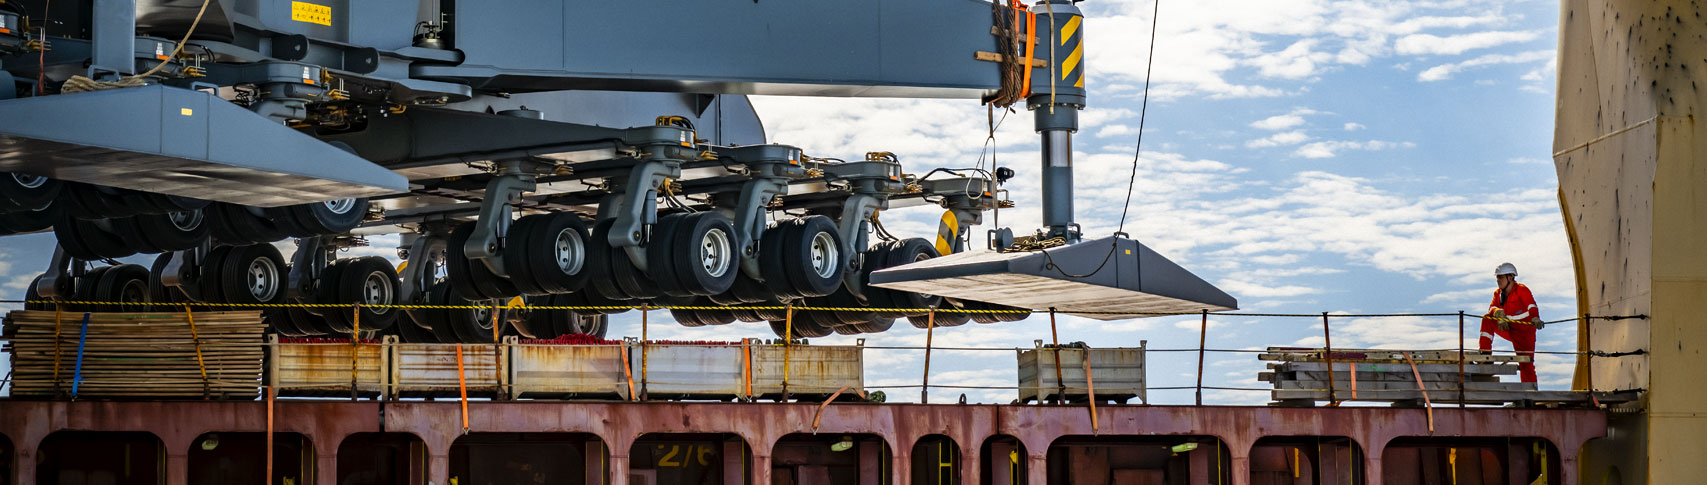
[1038,0,1162,279]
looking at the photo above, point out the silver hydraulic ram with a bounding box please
[869,1,1237,320]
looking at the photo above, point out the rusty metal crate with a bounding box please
[508,338,634,399]
[628,340,747,400]
[750,342,864,398]
[1017,341,1146,404]
[391,341,508,398]
[267,335,391,398]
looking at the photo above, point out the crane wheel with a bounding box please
[91,264,149,312]
[0,173,61,212]
[323,256,401,331]
[567,312,608,338]
[218,244,287,309]
[388,306,441,342]
[670,307,706,327]
[288,198,369,235]
[263,306,308,337]
[283,305,332,336]
[762,216,844,299]
[446,222,519,301]
[418,284,465,343]
[668,212,739,296]
[445,293,498,343]
[0,202,62,234]
[54,216,136,260]
[506,212,591,296]
[646,213,693,297]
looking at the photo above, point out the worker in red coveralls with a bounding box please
[1479,262,1541,383]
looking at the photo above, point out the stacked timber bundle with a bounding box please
[4,310,266,399]
[1257,347,1538,406]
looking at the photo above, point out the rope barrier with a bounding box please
[0,299,1635,322]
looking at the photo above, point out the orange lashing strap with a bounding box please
[1402,351,1435,432]
[1020,9,1038,97]
[184,305,210,398]
[620,344,636,401]
[1082,350,1099,432]
[456,344,469,432]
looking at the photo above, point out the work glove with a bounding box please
[1498,320,1511,331]
[1490,308,1506,319]
[1535,321,1546,330]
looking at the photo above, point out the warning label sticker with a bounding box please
[290,1,332,26]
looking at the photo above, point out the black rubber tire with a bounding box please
[908,304,973,328]
[261,206,317,238]
[264,307,307,337]
[991,302,1032,322]
[878,238,943,315]
[778,215,846,298]
[87,185,141,218]
[850,313,896,333]
[289,198,369,235]
[78,218,138,259]
[148,194,211,213]
[698,308,737,326]
[516,212,593,295]
[502,215,548,295]
[584,219,635,300]
[221,204,290,244]
[93,264,150,312]
[727,273,772,304]
[961,299,1002,324]
[219,244,287,309]
[331,256,401,331]
[106,216,166,254]
[446,222,519,301]
[0,202,62,233]
[447,296,498,344]
[670,308,705,327]
[646,213,692,297]
[50,213,99,260]
[315,259,354,332]
[606,231,661,300]
[419,284,464,343]
[0,173,61,212]
[752,300,792,322]
[512,295,552,338]
[758,220,802,298]
[729,307,765,323]
[668,212,740,296]
[198,246,234,306]
[206,203,256,245]
[389,307,440,342]
[133,209,211,252]
[769,313,833,338]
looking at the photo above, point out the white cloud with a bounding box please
[1247,130,1311,148]
[1417,50,1554,81]
[1096,124,1136,138]
[1508,157,1549,165]
[1250,107,1321,130]
[1294,140,1414,158]
[1343,122,1365,131]
[1217,279,1320,297]
[1394,30,1544,56]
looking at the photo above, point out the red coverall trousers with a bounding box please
[1478,321,1536,383]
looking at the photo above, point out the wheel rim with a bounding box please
[247,257,280,302]
[11,173,46,189]
[472,305,492,329]
[553,227,584,275]
[323,198,356,214]
[810,231,838,278]
[362,270,393,314]
[168,210,203,231]
[119,280,148,306]
[700,227,732,278]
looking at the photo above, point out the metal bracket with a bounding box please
[837,191,885,290]
[463,161,540,277]
[286,236,338,314]
[599,158,680,273]
[160,240,210,302]
[35,248,79,300]
[397,232,446,305]
[721,145,803,280]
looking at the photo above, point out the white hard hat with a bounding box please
[1495,262,1518,276]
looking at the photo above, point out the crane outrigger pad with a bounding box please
[0,85,406,206]
[868,236,1237,320]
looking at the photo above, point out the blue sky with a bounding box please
[0,0,1572,405]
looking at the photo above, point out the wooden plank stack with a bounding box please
[3,310,266,399]
[1257,346,1546,405]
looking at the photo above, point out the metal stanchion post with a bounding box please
[922,310,936,404]
[1458,311,1466,409]
[1196,309,1207,406]
[1049,309,1065,404]
[1322,312,1336,405]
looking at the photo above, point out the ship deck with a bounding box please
[0,399,1606,484]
